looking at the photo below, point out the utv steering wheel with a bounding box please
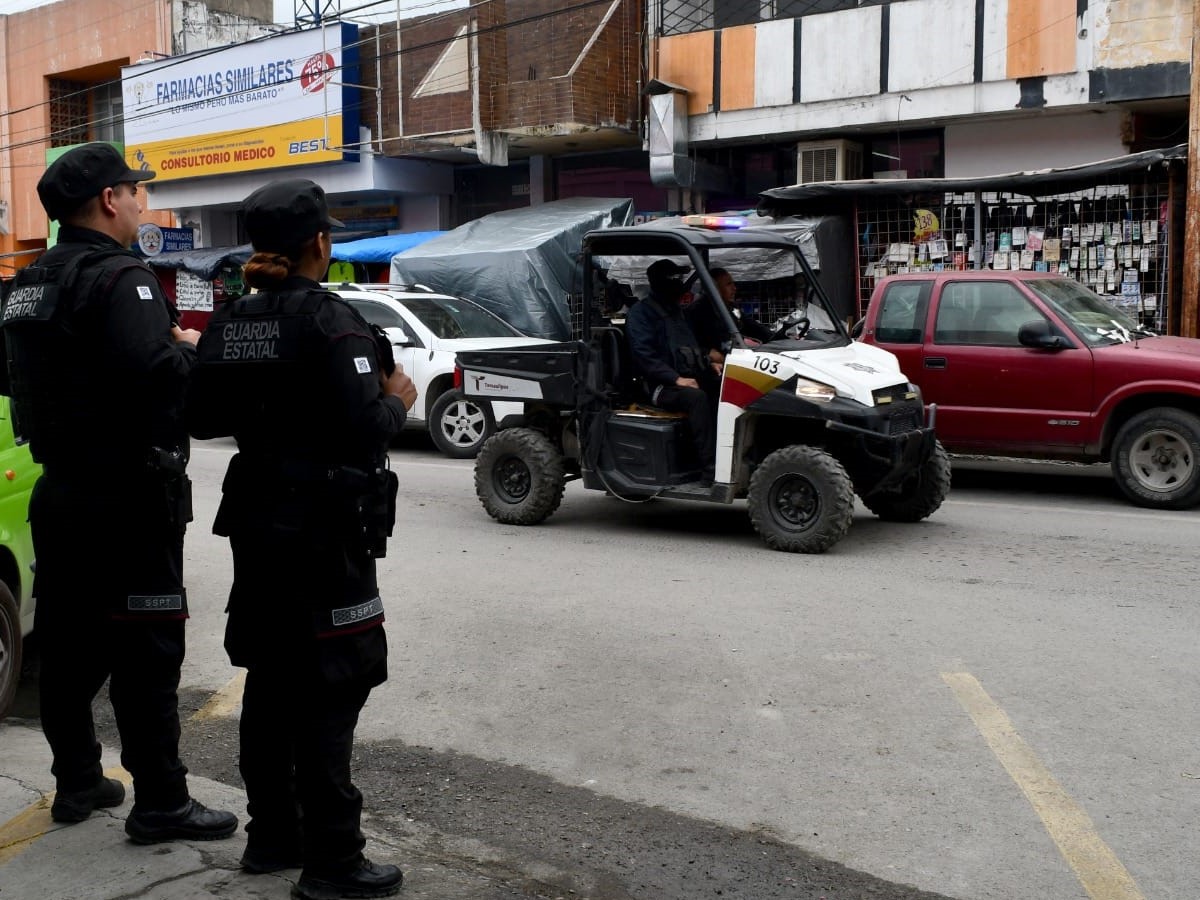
[769,316,810,342]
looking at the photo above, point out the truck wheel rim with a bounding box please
[493,457,531,502]
[1128,427,1194,493]
[442,400,486,447]
[770,474,820,530]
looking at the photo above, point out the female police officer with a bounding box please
[187,178,416,900]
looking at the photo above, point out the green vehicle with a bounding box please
[0,395,39,721]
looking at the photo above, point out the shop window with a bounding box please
[47,78,124,146]
[91,82,124,144]
[48,79,89,147]
[867,131,944,180]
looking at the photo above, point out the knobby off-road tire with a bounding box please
[1112,407,1200,510]
[862,440,952,522]
[475,428,566,525]
[747,445,854,553]
[0,581,22,722]
[429,389,496,459]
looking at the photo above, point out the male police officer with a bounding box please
[626,259,720,481]
[0,143,237,841]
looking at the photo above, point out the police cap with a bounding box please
[37,143,156,221]
[647,258,690,287]
[243,179,344,253]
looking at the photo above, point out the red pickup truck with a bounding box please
[858,271,1200,509]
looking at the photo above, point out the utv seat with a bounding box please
[592,325,684,418]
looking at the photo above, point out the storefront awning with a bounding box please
[759,143,1188,211]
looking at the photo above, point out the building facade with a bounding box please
[360,0,662,224]
[0,0,278,274]
[647,0,1190,207]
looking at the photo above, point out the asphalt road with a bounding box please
[10,436,1198,900]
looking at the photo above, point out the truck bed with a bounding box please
[456,340,586,407]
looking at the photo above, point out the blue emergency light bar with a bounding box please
[682,214,747,230]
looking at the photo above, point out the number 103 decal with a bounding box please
[753,355,781,375]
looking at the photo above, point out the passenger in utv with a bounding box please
[0,142,237,842]
[686,267,772,366]
[625,259,720,481]
[186,178,417,900]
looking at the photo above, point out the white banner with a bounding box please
[121,24,357,180]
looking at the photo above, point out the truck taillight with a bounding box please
[453,365,463,390]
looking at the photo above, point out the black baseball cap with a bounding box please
[243,179,344,253]
[37,142,156,221]
[647,259,690,284]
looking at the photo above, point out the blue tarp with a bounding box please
[330,231,443,263]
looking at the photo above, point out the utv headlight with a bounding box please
[795,377,837,403]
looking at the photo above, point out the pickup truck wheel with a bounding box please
[1113,408,1200,509]
[430,389,495,459]
[747,445,854,553]
[0,582,21,722]
[862,440,952,522]
[475,428,566,525]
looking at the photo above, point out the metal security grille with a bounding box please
[854,179,1173,332]
[658,0,894,36]
[48,79,89,147]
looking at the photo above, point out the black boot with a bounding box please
[125,798,238,844]
[293,859,403,899]
[51,776,126,823]
[241,842,305,874]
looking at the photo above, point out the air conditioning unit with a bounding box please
[796,139,863,184]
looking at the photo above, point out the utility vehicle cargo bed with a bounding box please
[457,341,585,406]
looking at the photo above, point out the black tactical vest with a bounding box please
[193,286,393,641]
[0,246,143,461]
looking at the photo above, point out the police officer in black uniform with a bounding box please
[186,178,416,900]
[0,143,238,841]
[626,259,721,480]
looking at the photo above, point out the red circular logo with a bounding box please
[300,53,335,94]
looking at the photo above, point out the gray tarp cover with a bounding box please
[145,244,253,280]
[599,213,856,320]
[389,197,635,339]
[758,143,1188,209]
[599,214,822,284]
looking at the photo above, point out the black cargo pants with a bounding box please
[239,666,372,871]
[30,474,190,809]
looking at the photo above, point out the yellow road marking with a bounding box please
[0,767,130,866]
[190,670,247,721]
[1,673,244,867]
[942,672,1146,900]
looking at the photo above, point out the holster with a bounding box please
[164,474,194,531]
[147,446,192,532]
[357,468,399,559]
[214,453,397,558]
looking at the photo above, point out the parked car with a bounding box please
[328,284,552,458]
[0,396,39,721]
[858,270,1200,509]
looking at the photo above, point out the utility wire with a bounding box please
[0,0,615,159]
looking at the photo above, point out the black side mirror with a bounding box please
[1018,320,1068,350]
